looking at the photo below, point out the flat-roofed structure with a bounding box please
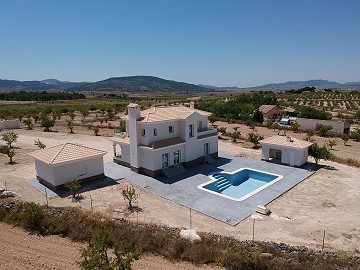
[29,143,107,190]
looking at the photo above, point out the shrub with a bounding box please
[40,116,55,132]
[340,134,350,146]
[121,186,139,209]
[64,179,81,199]
[23,118,33,129]
[1,131,18,148]
[34,139,46,149]
[309,142,331,165]
[0,145,16,164]
[315,124,332,137]
[247,132,264,148]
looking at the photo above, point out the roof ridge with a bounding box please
[50,143,68,164]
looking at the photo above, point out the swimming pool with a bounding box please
[198,168,283,201]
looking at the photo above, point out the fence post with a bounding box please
[136,201,139,225]
[252,219,256,242]
[4,181,7,192]
[90,195,93,214]
[321,230,326,252]
[45,188,48,206]
[189,208,192,229]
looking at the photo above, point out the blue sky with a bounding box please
[0,0,359,87]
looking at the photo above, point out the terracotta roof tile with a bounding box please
[29,143,107,165]
[260,135,312,148]
[125,105,211,123]
[258,105,279,114]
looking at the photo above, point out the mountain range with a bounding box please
[0,76,359,92]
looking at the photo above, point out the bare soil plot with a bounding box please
[0,222,218,270]
[0,129,359,253]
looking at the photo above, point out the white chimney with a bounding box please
[189,101,195,109]
[287,135,293,142]
[127,103,141,170]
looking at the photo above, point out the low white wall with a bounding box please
[296,118,349,134]
[35,159,56,184]
[0,120,20,130]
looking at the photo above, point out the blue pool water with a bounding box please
[198,168,282,201]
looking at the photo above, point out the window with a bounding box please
[141,129,146,137]
[204,142,209,156]
[173,150,180,165]
[162,153,169,168]
[154,128,157,136]
[189,124,194,137]
[169,125,174,133]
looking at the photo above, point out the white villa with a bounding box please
[260,135,312,167]
[111,102,218,177]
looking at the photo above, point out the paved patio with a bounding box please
[105,153,314,225]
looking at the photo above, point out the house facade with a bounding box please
[258,105,282,121]
[30,143,107,190]
[111,103,218,177]
[260,135,312,167]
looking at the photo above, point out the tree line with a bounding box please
[0,91,86,101]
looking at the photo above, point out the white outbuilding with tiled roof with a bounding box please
[259,135,312,167]
[29,143,107,190]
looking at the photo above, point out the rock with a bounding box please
[260,253,274,259]
[180,229,201,242]
[255,205,271,215]
[0,191,17,198]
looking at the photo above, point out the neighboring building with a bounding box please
[295,118,351,134]
[111,102,218,177]
[29,143,107,190]
[260,135,312,167]
[258,105,282,120]
[0,120,20,130]
[279,118,291,125]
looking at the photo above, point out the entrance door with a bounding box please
[173,150,180,165]
[162,153,169,168]
[204,142,209,156]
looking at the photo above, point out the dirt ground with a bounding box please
[0,222,218,270]
[0,126,359,266]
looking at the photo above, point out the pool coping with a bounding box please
[197,167,283,202]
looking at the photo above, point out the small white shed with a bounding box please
[259,135,312,167]
[29,143,107,190]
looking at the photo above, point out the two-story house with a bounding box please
[111,102,218,177]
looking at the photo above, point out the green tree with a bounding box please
[350,128,360,142]
[252,109,264,123]
[118,120,126,133]
[68,111,76,120]
[121,186,139,209]
[78,226,140,270]
[265,120,273,129]
[247,132,264,148]
[341,134,350,146]
[230,131,241,142]
[315,124,332,137]
[33,114,40,124]
[208,114,217,127]
[92,126,100,136]
[34,139,46,149]
[217,127,227,135]
[40,116,55,132]
[290,121,300,133]
[1,131,18,148]
[309,142,331,165]
[64,179,81,199]
[67,120,74,133]
[1,145,15,164]
[327,139,337,150]
[23,118,33,130]
[305,129,314,141]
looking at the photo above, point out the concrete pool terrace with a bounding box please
[105,153,314,225]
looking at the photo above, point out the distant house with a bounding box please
[111,102,218,177]
[260,135,312,167]
[295,118,351,134]
[258,105,282,121]
[0,120,20,131]
[30,143,107,190]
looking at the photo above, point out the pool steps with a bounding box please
[213,174,231,192]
